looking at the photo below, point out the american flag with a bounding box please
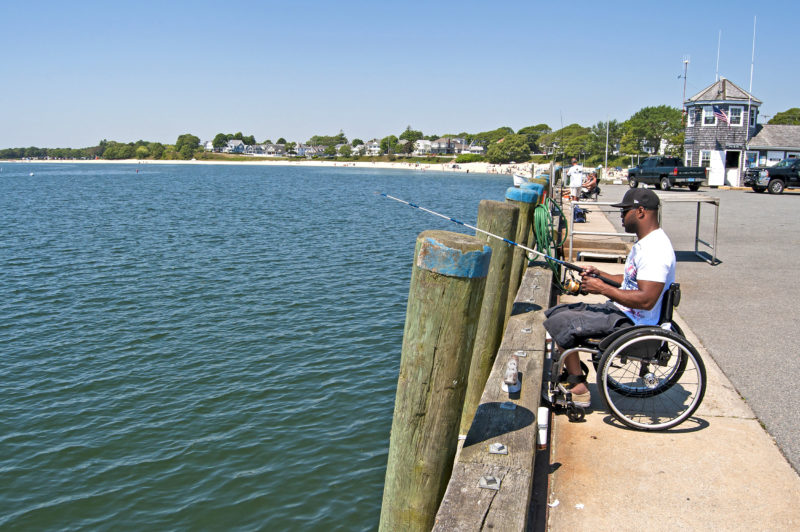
[713,105,729,124]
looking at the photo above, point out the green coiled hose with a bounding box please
[533,197,568,280]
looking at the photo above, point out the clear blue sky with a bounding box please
[1,0,795,149]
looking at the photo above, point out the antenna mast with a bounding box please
[681,56,690,104]
[715,30,721,81]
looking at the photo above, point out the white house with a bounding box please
[462,143,485,155]
[365,140,381,156]
[413,139,432,155]
[295,143,309,157]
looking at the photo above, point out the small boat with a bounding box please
[513,173,527,187]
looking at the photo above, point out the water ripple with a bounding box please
[0,163,509,529]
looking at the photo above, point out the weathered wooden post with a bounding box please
[503,187,539,329]
[380,230,492,532]
[458,200,518,436]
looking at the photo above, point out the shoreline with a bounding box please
[3,158,537,177]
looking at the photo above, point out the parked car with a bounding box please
[627,156,707,191]
[743,158,800,194]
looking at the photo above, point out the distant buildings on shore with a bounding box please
[202,137,486,158]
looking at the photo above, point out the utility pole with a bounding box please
[604,117,610,175]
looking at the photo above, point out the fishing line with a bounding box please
[378,193,620,287]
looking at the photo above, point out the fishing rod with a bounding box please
[379,193,620,288]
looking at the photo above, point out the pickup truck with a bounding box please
[627,156,708,191]
[743,158,800,194]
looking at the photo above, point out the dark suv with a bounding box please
[744,158,800,194]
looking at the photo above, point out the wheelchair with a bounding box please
[579,184,601,201]
[542,283,707,431]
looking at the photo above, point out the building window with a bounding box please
[702,106,716,126]
[685,150,693,166]
[750,109,757,127]
[686,108,694,127]
[729,106,743,126]
[767,151,784,165]
[745,151,759,168]
[700,150,712,167]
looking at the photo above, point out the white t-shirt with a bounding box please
[567,165,583,188]
[614,228,676,325]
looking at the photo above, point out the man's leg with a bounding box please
[564,350,589,395]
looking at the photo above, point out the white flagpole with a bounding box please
[745,16,757,167]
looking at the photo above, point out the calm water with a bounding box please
[0,163,509,530]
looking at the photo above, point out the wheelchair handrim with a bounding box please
[599,333,705,430]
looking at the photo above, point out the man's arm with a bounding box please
[580,265,663,310]
[581,277,664,310]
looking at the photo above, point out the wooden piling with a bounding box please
[459,200,519,436]
[503,187,539,330]
[379,230,492,532]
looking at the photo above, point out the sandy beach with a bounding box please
[9,157,540,178]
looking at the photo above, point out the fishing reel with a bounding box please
[563,272,586,295]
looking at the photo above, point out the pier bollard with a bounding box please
[504,187,539,329]
[458,200,518,436]
[521,182,545,205]
[380,230,492,532]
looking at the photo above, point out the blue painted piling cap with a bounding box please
[505,186,539,204]
[521,182,544,195]
[416,231,492,278]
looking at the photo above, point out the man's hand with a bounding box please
[580,271,609,295]
[579,266,623,296]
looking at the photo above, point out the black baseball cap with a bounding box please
[611,188,660,210]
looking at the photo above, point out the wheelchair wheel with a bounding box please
[603,322,687,397]
[596,329,706,431]
[594,322,687,397]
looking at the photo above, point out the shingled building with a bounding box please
[683,77,761,186]
[684,77,800,186]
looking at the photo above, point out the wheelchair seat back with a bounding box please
[658,283,681,323]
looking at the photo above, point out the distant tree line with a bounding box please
[3,106,796,164]
[0,134,201,161]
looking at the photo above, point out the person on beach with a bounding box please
[542,188,676,407]
[566,158,583,202]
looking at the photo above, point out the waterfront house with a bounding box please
[413,139,432,155]
[203,140,214,152]
[431,137,466,155]
[224,139,246,154]
[462,143,485,155]
[265,143,286,157]
[684,77,761,186]
[351,143,366,156]
[365,140,381,156]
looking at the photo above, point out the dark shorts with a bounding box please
[543,300,633,349]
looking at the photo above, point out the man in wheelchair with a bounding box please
[543,188,676,408]
[579,171,599,199]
